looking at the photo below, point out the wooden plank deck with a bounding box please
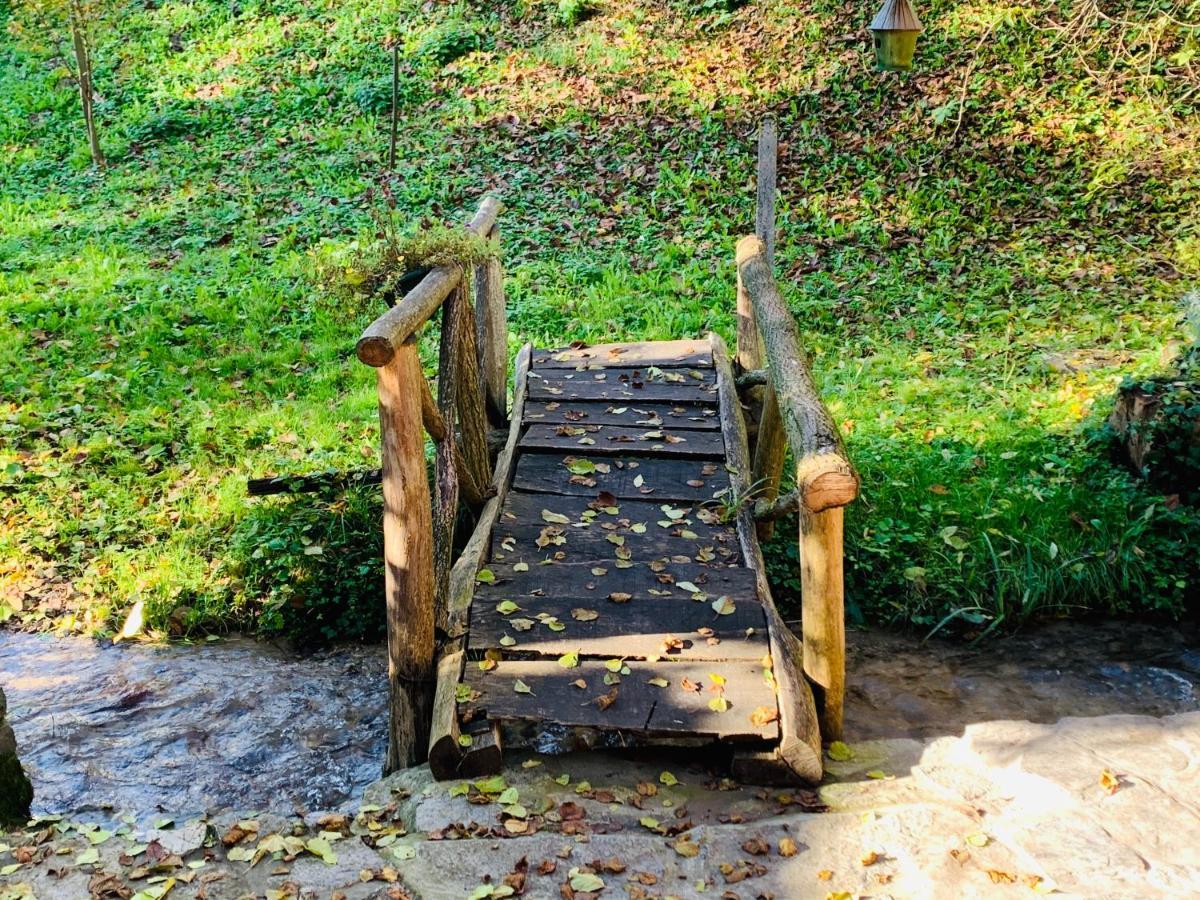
[452,339,799,760]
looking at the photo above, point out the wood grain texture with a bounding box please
[460,657,778,740]
[528,367,718,404]
[452,283,492,503]
[736,235,859,513]
[711,333,823,783]
[533,340,713,369]
[467,594,769,661]
[446,345,532,638]
[519,423,726,459]
[474,223,508,429]
[800,505,845,741]
[523,400,720,431]
[512,454,732,503]
[378,340,436,772]
[752,386,786,541]
[472,559,760,606]
[492,492,739,560]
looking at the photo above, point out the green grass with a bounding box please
[1,0,1197,642]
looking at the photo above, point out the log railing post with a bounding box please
[454,287,492,502]
[749,117,785,540]
[800,506,845,740]
[474,223,508,430]
[737,232,858,744]
[378,338,436,772]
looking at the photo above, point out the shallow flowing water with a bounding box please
[2,620,1197,822]
[0,632,387,823]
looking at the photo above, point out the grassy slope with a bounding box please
[1,0,1197,641]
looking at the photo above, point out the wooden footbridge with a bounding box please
[354,129,858,784]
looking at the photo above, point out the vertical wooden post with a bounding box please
[474,224,508,430]
[756,117,777,269]
[431,295,462,636]
[378,338,436,772]
[454,285,492,499]
[752,387,786,541]
[799,505,845,741]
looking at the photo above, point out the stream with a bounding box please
[2,620,1197,822]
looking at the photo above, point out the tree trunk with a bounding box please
[69,3,104,169]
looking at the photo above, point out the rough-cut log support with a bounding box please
[453,285,492,504]
[378,339,436,772]
[428,346,531,778]
[711,333,822,783]
[432,294,463,636]
[736,235,859,513]
[475,223,508,430]
[736,231,858,745]
[752,387,786,541]
[756,117,777,269]
[800,506,845,741]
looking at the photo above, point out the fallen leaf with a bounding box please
[779,837,799,857]
[513,679,533,694]
[749,706,779,727]
[826,741,854,761]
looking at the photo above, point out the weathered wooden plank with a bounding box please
[472,559,760,606]
[491,493,739,568]
[528,367,718,404]
[711,333,823,783]
[445,345,533,638]
[520,423,725,459]
[533,341,713,370]
[467,595,769,661]
[522,400,720,431]
[460,658,778,740]
[512,454,732,503]
[492,520,741,568]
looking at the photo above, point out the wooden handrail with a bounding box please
[356,196,503,367]
[360,195,510,772]
[736,235,859,513]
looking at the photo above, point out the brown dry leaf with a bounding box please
[779,837,799,857]
[680,677,702,693]
[741,836,769,856]
[949,848,970,865]
[672,838,700,858]
[636,782,657,797]
[591,857,626,874]
[749,706,779,727]
[816,869,833,880]
[608,592,632,604]
[861,850,880,866]
[660,635,684,654]
[537,859,558,876]
[987,870,1017,884]
[571,608,599,621]
[594,687,619,710]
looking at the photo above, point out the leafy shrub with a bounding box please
[328,199,499,307]
[415,20,484,67]
[230,489,384,647]
[557,0,596,26]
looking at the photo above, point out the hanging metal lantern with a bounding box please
[870,0,923,72]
